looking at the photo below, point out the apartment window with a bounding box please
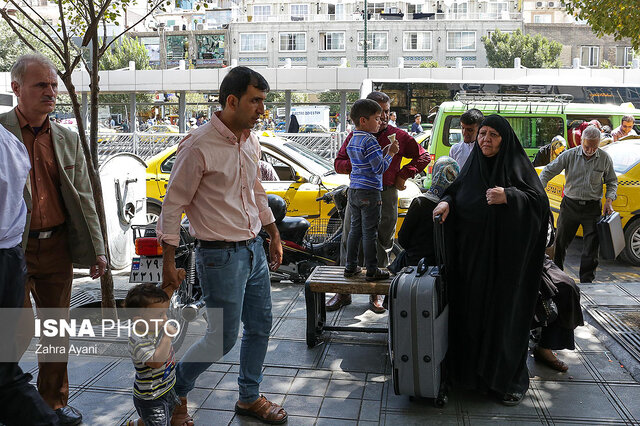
[335,3,345,18]
[447,31,476,51]
[533,14,552,23]
[451,2,468,14]
[581,46,600,67]
[367,2,385,14]
[279,32,306,51]
[357,32,388,51]
[403,31,432,51]
[319,32,345,51]
[290,4,309,18]
[240,33,267,52]
[408,4,423,13]
[253,5,271,21]
[617,46,635,67]
[488,1,509,14]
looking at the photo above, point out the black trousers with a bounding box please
[0,245,59,426]
[554,197,601,283]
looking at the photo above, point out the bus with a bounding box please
[0,92,15,114]
[360,77,640,129]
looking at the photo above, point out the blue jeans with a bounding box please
[133,388,181,426]
[174,236,273,403]
[346,188,382,272]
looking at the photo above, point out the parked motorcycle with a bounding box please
[129,219,203,351]
[263,184,348,283]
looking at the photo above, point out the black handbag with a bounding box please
[533,257,559,327]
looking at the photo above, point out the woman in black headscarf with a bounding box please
[433,114,549,405]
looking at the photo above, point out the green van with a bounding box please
[425,95,640,165]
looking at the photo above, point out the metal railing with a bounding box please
[96,132,348,163]
[97,133,185,163]
[279,132,344,160]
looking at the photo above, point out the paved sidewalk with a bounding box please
[18,273,640,425]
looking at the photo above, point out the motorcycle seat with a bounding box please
[279,217,310,244]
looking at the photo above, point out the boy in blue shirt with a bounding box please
[345,99,399,281]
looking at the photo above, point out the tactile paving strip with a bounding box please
[586,305,640,364]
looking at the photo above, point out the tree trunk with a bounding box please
[88,36,118,320]
[60,69,117,320]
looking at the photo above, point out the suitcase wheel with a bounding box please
[434,393,448,408]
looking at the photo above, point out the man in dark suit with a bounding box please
[0,53,107,426]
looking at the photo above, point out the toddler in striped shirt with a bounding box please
[125,283,181,426]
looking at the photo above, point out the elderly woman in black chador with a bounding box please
[433,114,549,406]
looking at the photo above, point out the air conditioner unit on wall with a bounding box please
[196,23,204,30]
[535,1,543,8]
[547,1,555,7]
[173,25,181,31]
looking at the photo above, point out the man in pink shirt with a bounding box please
[157,67,287,425]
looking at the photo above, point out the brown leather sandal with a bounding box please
[235,395,288,424]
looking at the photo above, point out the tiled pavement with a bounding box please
[18,272,640,425]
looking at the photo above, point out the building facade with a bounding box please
[521,0,635,68]
[525,24,636,68]
[228,0,522,68]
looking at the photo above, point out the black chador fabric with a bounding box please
[442,114,549,395]
[397,196,438,266]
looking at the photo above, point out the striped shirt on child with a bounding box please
[129,332,176,400]
[346,130,393,191]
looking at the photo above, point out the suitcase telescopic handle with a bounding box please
[433,214,446,273]
[416,258,428,277]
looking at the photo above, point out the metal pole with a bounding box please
[130,92,137,154]
[178,90,186,133]
[364,0,368,68]
[129,92,136,133]
[284,90,292,131]
[339,90,347,131]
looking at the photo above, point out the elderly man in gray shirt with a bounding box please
[540,125,618,283]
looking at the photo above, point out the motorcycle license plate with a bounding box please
[130,256,163,283]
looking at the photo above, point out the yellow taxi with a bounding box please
[145,134,421,234]
[539,138,640,265]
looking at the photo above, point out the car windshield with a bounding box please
[282,141,334,175]
[604,142,640,174]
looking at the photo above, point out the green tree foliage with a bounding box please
[265,92,310,103]
[566,0,640,50]
[99,36,150,71]
[419,60,439,68]
[0,21,24,71]
[0,19,63,72]
[317,91,360,115]
[99,37,153,105]
[482,29,562,68]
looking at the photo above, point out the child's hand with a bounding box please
[165,322,178,336]
[388,139,400,156]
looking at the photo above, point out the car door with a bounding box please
[260,147,323,218]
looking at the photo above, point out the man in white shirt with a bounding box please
[449,108,484,169]
[611,115,637,141]
[388,111,397,127]
[0,123,60,425]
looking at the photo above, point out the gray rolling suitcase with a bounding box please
[597,212,625,260]
[388,218,448,406]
